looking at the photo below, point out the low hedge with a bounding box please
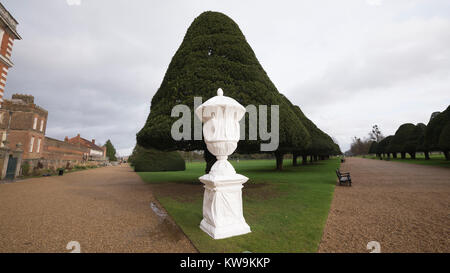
[129,145,185,172]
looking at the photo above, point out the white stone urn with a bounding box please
[195,88,251,239]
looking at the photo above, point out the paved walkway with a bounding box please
[319,157,450,253]
[0,166,196,253]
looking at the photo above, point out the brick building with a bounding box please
[0,3,21,104]
[0,94,47,159]
[65,134,107,160]
[0,94,107,179]
[43,137,89,162]
[0,4,108,180]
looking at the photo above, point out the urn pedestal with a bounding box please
[199,172,251,239]
[195,88,251,239]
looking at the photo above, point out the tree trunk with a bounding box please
[204,149,216,174]
[444,151,449,160]
[275,152,284,171]
[401,152,406,159]
[314,155,318,161]
[409,152,416,159]
[387,153,391,158]
[424,151,430,160]
[292,153,298,166]
[392,153,397,159]
[302,155,307,165]
[310,155,314,163]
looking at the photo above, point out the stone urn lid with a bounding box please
[195,88,246,122]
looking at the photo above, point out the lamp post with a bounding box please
[195,88,251,239]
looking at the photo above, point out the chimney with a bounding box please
[64,136,68,142]
[92,139,95,144]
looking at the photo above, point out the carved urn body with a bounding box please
[195,88,251,239]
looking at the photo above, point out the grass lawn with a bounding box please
[361,153,450,168]
[138,158,340,253]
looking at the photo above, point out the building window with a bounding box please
[0,29,4,49]
[29,137,34,153]
[36,138,41,153]
[33,117,37,130]
[0,132,5,147]
[40,120,44,132]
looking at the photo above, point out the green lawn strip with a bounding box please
[360,154,450,168]
[138,158,340,253]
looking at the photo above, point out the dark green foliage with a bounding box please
[388,123,425,157]
[368,141,378,155]
[438,123,450,152]
[376,135,393,155]
[424,105,450,159]
[104,140,117,161]
[129,145,185,172]
[287,98,340,157]
[137,11,309,156]
[415,123,428,153]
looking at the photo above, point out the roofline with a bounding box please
[0,3,21,40]
[68,135,105,151]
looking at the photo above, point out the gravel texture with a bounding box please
[318,157,450,253]
[0,165,197,253]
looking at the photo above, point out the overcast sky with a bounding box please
[2,0,450,155]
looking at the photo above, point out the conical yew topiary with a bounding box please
[137,11,311,170]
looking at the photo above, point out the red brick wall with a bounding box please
[0,29,14,103]
[0,99,48,160]
[43,137,89,161]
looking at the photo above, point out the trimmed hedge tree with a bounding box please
[136,11,311,172]
[288,101,340,165]
[129,145,185,172]
[368,141,379,157]
[388,123,425,159]
[376,135,393,158]
[424,105,450,160]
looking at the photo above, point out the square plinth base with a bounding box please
[200,219,251,240]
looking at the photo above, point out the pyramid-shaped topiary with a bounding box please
[137,11,310,171]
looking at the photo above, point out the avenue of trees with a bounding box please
[136,11,340,172]
[367,105,450,160]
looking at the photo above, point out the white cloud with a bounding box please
[66,0,81,6]
[366,0,383,6]
[2,0,449,154]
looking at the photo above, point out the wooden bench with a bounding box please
[336,169,352,186]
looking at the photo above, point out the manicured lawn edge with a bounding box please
[139,158,340,253]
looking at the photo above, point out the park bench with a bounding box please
[336,169,352,186]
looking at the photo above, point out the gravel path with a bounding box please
[318,157,450,253]
[0,165,196,253]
